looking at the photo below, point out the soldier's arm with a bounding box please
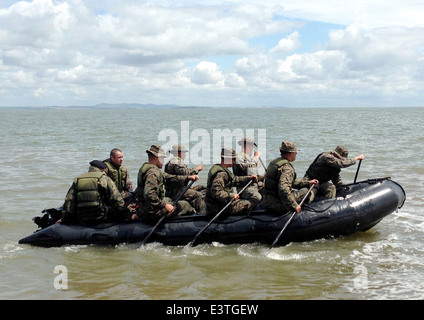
[171,160,192,176]
[211,172,234,204]
[144,172,167,211]
[278,164,298,210]
[323,153,356,169]
[234,175,256,187]
[293,176,310,189]
[104,177,126,211]
[164,171,188,183]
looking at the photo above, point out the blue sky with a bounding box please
[1,0,424,108]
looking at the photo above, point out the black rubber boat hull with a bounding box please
[18,178,406,247]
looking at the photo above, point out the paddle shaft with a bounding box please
[258,156,267,173]
[253,144,267,173]
[269,184,315,249]
[141,179,196,245]
[188,179,253,247]
[354,159,362,184]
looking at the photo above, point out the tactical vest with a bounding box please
[264,158,291,194]
[75,171,107,221]
[138,163,165,201]
[305,152,340,182]
[206,164,234,199]
[104,159,128,192]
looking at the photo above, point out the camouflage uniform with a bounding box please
[263,142,312,213]
[205,148,254,216]
[233,142,263,209]
[136,145,194,222]
[103,158,134,199]
[304,145,357,199]
[61,163,129,225]
[165,152,206,215]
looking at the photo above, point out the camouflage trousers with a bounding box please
[314,181,337,199]
[169,187,206,215]
[236,183,262,210]
[206,198,253,217]
[263,187,316,214]
[139,197,194,222]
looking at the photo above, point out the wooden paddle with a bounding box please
[141,179,195,245]
[269,184,315,249]
[187,179,253,247]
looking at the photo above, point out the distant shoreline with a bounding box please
[0,103,285,109]
[1,104,422,109]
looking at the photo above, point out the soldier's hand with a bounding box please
[254,150,261,158]
[249,175,258,182]
[234,193,240,201]
[196,165,203,172]
[295,205,302,213]
[188,175,200,181]
[165,203,175,215]
[131,213,139,220]
[309,179,319,186]
[355,154,365,161]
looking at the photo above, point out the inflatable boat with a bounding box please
[18,177,406,248]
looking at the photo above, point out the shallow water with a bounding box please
[0,106,423,300]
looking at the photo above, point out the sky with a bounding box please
[1,0,424,108]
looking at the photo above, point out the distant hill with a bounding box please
[2,103,276,109]
[92,103,181,109]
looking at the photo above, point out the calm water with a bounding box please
[0,106,423,300]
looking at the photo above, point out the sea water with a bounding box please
[0,106,423,300]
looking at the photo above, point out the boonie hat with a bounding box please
[238,137,257,147]
[279,141,298,153]
[334,145,349,158]
[89,160,107,169]
[169,144,188,154]
[146,145,166,157]
[221,148,237,159]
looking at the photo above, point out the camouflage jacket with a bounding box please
[233,152,264,188]
[265,158,309,210]
[137,162,186,215]
[103,159,134,194]
[305,151,356,185]
[206,164,251,206]
[233,152,260,176]
[61,166,126,223]
[164,156,199,197]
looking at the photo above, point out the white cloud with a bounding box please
[225,73,246,87]
[0,0,424,107]
[191,61,224,85]
[270,31,301,54]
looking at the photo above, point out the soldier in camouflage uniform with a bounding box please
[165,144,206,215]
[60,160,130,226]
[206,148,258,217]
[263,142,318,214]
[233,138,264,209]
[133,145,198,223]
[304,145,365,199]
[103,148,134,201]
